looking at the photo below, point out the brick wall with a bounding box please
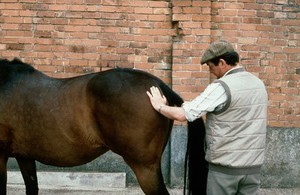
[172,0,211,100]
[0,0,173,83]
[208,0,300,127]
[0,0,299,128]
[171,0,300,128]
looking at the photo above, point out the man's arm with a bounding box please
[147,82,228,122]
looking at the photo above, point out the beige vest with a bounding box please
[205,67,268,168]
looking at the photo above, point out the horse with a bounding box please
[0,58,207,195]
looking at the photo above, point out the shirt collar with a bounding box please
[223,66,244,77]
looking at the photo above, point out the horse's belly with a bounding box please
[33,144,109,167]
[11,122,107,166]
[12,135,109,167]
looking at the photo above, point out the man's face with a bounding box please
[207,61,222,79]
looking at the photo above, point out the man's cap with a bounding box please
[201,40,235,65]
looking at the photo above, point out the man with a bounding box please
[146,40,268,195]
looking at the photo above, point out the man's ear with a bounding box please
[219,59,226,67]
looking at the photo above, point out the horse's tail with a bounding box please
[157,81,184,107]
[157,81,208,195]
[185,118,208,195]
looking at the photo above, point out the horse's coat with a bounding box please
[0,58,207,195]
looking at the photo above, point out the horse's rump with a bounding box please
[86,68,182,157]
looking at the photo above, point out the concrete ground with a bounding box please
[6,172,300,195]
[7,185,300,195]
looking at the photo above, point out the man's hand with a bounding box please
[146,86,167,111]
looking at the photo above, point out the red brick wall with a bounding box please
[171,0,300,128]
[0,0,173,83]
[0,0,299,127]
[210,0,300,127]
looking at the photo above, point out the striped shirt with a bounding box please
[182,67,242,122]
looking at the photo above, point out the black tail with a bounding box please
[157,81,208,194]
[158,81,184,107]
[185,118,208,195]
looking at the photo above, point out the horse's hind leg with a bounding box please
[0,155,8,195]
[16,157,38,195]
[126,161,169,195]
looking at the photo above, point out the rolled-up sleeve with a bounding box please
[182,82,228,122]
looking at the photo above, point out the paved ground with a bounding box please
[7,185,300,195]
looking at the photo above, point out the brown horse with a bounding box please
[0,58,207,195]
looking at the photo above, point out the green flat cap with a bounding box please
[201,40,235,65]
